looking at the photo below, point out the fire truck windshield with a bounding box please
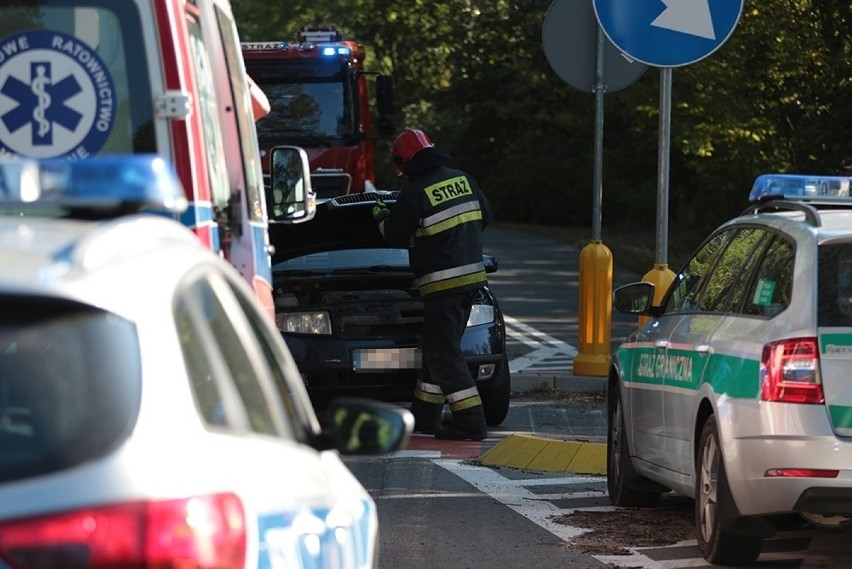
[246,59,358,147]
[256,82,346,140]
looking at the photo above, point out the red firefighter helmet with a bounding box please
[392,128,434,174]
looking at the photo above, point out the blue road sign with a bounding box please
[593,0,744,67]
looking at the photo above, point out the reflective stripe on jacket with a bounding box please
[380,165,492,298]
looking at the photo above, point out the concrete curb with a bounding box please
[479,434,606,475]
[510,370,607,393]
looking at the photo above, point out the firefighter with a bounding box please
[372,128,493,440]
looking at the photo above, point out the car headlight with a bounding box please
[277,311,331,334]
[466,305,494,327]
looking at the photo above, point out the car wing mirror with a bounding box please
[267,146,316,225]
[319,397,413,455]
[613,281,657,315]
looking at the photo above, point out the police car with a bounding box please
[0,156,412,568]
[609,173,852,566]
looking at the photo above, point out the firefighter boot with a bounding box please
[435,404,487,441]
[410,397,443,435]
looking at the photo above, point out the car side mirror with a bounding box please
[323,398,413,456]
[267,146,316,224]
[613,281,657,315]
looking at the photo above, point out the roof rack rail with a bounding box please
[739,198,821,227]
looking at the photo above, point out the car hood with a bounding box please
[269,191,400,265]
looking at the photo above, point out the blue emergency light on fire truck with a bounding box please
[242,26,395,199]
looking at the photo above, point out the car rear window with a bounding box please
[819,244,852,327]
[0,296,141,483]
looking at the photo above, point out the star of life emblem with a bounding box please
[0,30,116,159]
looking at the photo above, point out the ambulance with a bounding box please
[0,0,314,320]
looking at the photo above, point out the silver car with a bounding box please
[609,173,852,565]
[0,156,411,569]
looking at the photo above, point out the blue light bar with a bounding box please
[318,44,350,57]
[749,174,852,202]
[0,155,187,215]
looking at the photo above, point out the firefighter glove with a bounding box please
[372,198,390,223]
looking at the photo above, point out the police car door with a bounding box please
[625,306,678,469]
[665,227,772,476]
[650,229,739,474]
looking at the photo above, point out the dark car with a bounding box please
[268,191,511,426]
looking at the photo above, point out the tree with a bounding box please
[232,0,852,244]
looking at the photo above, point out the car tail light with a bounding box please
[760,337,824,404]
[765,468,839,478]
[0,493,245,569]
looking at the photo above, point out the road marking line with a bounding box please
[435,458,589,541]
[504,323,541,348]
[504,315,570,348]
[504,315,578,372]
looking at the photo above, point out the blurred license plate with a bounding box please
[353,348,422,371]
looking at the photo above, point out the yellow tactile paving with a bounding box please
[478,434,606,475]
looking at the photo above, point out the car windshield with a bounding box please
[256,82,347,139]
[272,247,411,273]
[249,60,355,142]
[0,296,141,483]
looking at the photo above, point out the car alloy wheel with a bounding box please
[696,416,762,565]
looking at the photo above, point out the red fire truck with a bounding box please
[0,0,314,321]
[241,26,394,198]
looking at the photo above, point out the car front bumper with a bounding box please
[283,322,505,405]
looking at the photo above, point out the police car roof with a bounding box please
[0,156,219,315]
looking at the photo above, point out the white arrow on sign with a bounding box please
[651,0,716,40]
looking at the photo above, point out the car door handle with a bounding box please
[654,340,669,348]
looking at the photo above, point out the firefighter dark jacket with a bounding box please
[380,156,493,298]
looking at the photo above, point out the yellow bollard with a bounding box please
[573,240,612,377]
[638,264,676,327]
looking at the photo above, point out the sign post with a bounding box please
[542,0,647,377]
[592,0,744,317]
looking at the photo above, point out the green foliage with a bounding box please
[232,0,852,251]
